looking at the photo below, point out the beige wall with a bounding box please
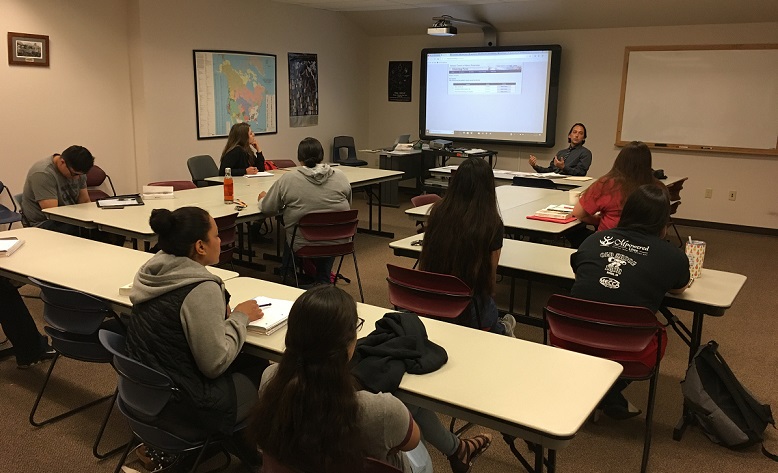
[0,0,136,198]
[368,23,778,229]
[130,0,370,186]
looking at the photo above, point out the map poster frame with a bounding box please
[193,49,278,140]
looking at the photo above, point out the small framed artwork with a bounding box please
[8,32,50,67]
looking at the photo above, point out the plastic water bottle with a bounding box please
[223,168,234,203]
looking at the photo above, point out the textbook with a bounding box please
[0,237,24,257]
[532,204,575,219]
[245,297,294,335]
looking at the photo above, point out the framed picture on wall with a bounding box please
[193,49,278,139]
[7,32,50,67]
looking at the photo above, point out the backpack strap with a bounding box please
[763,444,778,462]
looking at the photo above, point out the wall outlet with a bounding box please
[728,190,737,201]
[705,188,713,199]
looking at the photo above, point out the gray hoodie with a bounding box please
[260,163,352,250]
[130,252,248,378]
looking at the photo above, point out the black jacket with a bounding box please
[219,147,265,176]
[351,312,448,394]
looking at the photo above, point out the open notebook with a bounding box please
[245,297,295,335]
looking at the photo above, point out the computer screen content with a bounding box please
[420,45,561,147]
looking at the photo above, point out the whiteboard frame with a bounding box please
[616,44,778,156]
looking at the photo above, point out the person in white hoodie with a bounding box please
[258,137,352,284]
[126,206,265,468]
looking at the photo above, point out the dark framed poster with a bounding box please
[288,53,319,127]
[193,49,277,139]
[388,61,412,102]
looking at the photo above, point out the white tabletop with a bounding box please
[225,277,622,448]
[46,167,404,242]
[0,227,238,311]
[389,233,747,312]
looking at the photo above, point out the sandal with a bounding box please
[447,433,492,473]
[134,444,179,472]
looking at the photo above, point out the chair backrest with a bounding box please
[214,212,238,264]
[666,177,688,202]
[543,294,662,372]
[386,263,474,322]
[410,193,440,208]
[29,277,114,335]
[332,136,357,163]
[187,155,219,187]
[86,165,107,187]
[512,176,557,189]
[271,159,297,169]
[147,180,198,191]
[0,181,19,213]
[295,209,359,243]
[99,330,175,417]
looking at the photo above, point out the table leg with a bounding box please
[357,184,394,238]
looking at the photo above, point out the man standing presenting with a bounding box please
[529,123,592,176]
[21,145,93,235]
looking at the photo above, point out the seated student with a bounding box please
[418,157,516,336]
[219,122,265,176]
[570,185,691,418]
[251,285,426,472]
[126,207,266,467]
[572,140,660,232]
[529,123,592,176]
[258,137,351,284]
[0,278,55,369]
[21,145,93,236]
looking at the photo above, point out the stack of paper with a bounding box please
[245,296,295,335]
[533,204,575,219]
[0,237,24,257]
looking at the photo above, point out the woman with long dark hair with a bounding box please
[219,122,265,176]
[250,285,423,472]
[572,140,660,231]
[418,157,515,336]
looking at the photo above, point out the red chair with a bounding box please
[286,209,363,302]
[86,165,116,201]
[147,180,197,191]
[270,159,297,169]
[214,213,238,269]
[543,294,664,473]
[385,263,481,329]
[409,193,440,233]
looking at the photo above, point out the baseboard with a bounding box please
[672,218,778,236]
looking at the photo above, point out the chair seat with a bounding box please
[0,206,22,224]
[340,159,368,167]
[44,326,113,363]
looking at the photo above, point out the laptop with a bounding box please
[383,134,411,151]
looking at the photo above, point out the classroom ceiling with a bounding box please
[271,0,778,36]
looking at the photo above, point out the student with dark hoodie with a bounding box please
[258,137,351,284]
[126,206,266,468]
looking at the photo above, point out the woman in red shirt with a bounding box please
[572,140,660,231]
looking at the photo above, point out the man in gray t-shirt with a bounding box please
[21,145,93,233]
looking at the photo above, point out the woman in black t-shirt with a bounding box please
[219,122,265,176]
[418,157,515,336]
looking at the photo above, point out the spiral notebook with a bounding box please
[245,297,295,335]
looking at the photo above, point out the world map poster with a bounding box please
[194,50,277,139]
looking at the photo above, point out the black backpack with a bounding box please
[681,340,777,460]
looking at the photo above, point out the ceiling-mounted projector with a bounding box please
[427,25,457,36]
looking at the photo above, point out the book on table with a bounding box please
[0,237,24,257]
[533,204,575,219]
[245,296,295,335]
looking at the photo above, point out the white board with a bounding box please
[617,45,778,155]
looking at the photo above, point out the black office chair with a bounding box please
[0,181,22,229]
[28,277,126,459]
[333,136,368,167]
[512,176,557,189]
[186,155,220,187]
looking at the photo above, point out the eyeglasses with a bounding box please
[356,317,365,332]
[67,165,84,177]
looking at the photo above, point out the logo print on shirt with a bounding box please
[599,236,650,255]
[605,257,627,276]
[600,235,616,247]
[599,277,620,289]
